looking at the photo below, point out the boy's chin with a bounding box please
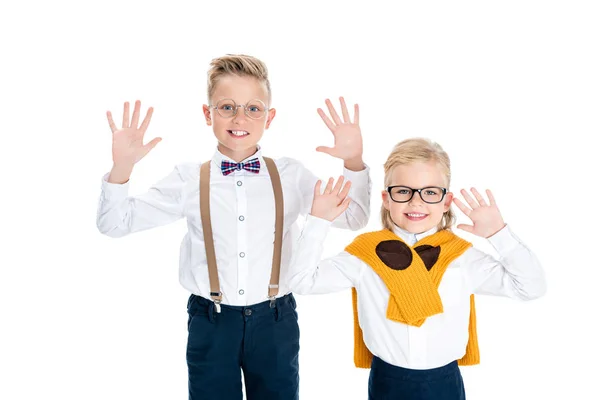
[217,140,260,155]
[396,221,436,235]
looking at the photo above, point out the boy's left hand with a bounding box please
[316,97,363,167]
[453,188,506,238]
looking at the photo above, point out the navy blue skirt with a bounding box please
[368,356,466,400]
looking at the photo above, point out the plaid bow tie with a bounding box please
[221,158,261,176]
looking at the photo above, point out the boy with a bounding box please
[96,54,372,399]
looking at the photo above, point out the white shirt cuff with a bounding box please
[343,163,370,187]
[302,214,333,241]
[487,224,521,254]
[100,172,129,201]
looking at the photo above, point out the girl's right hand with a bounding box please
[310,176,352,222]
[107,100,161,167]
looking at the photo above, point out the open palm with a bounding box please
[316,97,362,162]
[453,188,506,238]
[107,100,161,166]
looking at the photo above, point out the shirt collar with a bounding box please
[391,224,438,246]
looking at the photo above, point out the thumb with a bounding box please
[456,224,474,234]
[139,137,162,159]
[337,197,352,212]
[144,137,162,152]
[316,146,335,156]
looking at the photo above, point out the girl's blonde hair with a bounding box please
[381,138,456,231]
[207,54,271,104]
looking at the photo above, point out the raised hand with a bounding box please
[316,97,363,167]
[453,188,506,238]
[310,176,352,222]
[107,100,161,167]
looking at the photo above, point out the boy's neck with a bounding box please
[218,144,259,163]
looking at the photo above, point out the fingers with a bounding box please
[332,175,344,194]
[320,176,351,198]
[452,197,471,216]
[143,137,162,155]
[324,177,334,194]
[122,101,130,128]
[486,189,496,206]
[325,98,342,125]
[314,180,322,197]
[460,189,479,209]
[339,180,352,199]
[353,103,359,125]
[337,197,352,213]
[130,100,141,128]
[107,111,117,133]
[339,97,350,123]
[139,107,154,134]
[317,108,336,132]
[471,188,488,207]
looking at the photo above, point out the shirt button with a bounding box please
[239,289,245,295]
[239,215,245,221]
[244,309,252,316]
[237,181,243,186]
[239,252,245,258]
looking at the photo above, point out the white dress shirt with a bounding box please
[288,215,546,370]
[96,147,371,306]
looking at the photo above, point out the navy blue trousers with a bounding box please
[186,294,300,400]
[368,356,466,400]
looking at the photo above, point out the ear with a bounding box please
[265,108,276,129]
[202,104,212,126]
[443,191,454,212]
[381,190,390,210]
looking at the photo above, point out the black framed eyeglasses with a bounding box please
[386,186,447,204]
[208,98,269,120]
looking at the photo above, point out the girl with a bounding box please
[288,138,546,400]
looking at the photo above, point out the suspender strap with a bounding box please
[264,157,284,301]
[200,161,221,305]
[199,157,284,312]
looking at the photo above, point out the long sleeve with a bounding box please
[96,165,186,238]
[296,161,371,231]
[463,225,546,300]
[287,214,363,295]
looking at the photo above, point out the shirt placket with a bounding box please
[235,173,249,304]
[408,232,427,367]
[408,325,428,367]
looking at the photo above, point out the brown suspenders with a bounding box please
[199,157,284,312]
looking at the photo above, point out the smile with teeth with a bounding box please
[405,212,428,221]
[228,130,249,137]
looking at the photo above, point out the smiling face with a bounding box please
[202,74,276,161]
[381,160,453,234]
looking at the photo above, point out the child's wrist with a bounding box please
[344,157,364,171]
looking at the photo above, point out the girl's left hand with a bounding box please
[453,188,506,238]
[310,176,352,222]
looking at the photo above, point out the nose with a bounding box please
[232,105,249,124]
[408,190,425,206]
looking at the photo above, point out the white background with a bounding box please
[1,1,598,399]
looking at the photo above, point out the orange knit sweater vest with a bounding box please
[345,229,480,368]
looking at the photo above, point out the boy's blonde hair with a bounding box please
[207,54,271,104]
[381,138,456,231]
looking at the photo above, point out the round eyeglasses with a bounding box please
[386,186,448,204]
[209,98,268,120]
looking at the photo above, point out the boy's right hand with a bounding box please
[310,176,352,222]
[107,100,161,168]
